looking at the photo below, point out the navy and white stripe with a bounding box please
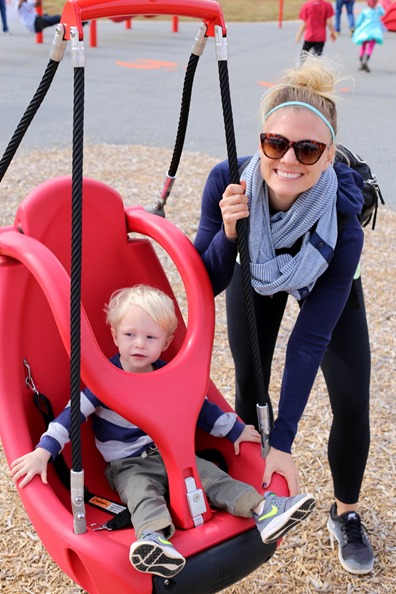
[37,354,245,462]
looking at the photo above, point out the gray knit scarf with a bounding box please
[241,151,338,300]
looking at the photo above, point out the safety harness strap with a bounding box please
[29,380,132,530]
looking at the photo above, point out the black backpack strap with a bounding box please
[336,213,361,311]
[33,390,72,489]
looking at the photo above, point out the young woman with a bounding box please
[194,55,373,575]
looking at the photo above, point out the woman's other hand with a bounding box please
[219,180,249,241]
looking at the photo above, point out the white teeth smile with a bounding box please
[276,170,301,179]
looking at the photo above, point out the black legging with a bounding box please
[226,264,370,504]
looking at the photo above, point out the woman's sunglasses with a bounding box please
[260,133,331,165]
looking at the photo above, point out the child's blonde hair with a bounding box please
[260,54,344,136]
[104,285,178,336]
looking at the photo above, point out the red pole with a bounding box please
[172,15,178,32]
[89,18,97,47]
[125,17,131,29]
[36,0,43,44]
[278,0,284,28]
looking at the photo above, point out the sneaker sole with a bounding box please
[260,494,316,544]
[326,518,374,575]
[129,541,186,578]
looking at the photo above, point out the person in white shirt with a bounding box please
[17,0,60,33]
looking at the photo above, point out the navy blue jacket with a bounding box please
[194,159,364,453]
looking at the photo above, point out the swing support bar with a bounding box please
[60,0,227,40]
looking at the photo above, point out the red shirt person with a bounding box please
[296,0,337,58]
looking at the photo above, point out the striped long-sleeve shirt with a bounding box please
[37,354,245,462]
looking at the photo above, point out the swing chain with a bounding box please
[24,359,39,395]
[90,522,112,531]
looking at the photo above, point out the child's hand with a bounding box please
[10,448,51,488]
[233,425,261,455]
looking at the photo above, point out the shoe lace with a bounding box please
[342,516,369,544]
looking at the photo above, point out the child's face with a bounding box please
[111,305,173,373]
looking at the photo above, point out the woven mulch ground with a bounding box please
[0,145,395,594]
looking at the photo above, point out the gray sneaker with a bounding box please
[327,504,374,574]
[129,530,186,578]
[253,492,315,543]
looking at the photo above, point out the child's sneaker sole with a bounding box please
[129,540,186,578]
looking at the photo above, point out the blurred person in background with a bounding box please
[296,0,337,58]
[335,0,356,34]
[17,0,60,33]
[1,0,10,33]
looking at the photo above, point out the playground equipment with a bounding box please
[0,1,285,593]
[88,16,179,48]
[383,0,396,31]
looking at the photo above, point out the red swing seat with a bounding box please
[0,176,288,594]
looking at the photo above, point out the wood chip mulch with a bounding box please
[1,145,395,594]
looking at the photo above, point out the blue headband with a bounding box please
[264,101,335,142]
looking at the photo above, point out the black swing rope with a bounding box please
[68,37,133,533]
[69,64,84,477]
[0,23,129,530]
[159,25,274,436]
[0,59,60,184]
[158,24,274,433]
[65,40,89,534]
[168,53,200,179]
[150,52,200,215]
[151,24,206,215]
[0,24,66,183]
[217,58,274,430]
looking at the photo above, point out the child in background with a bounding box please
[296,0,337,59]
[352,0,385,72]
[17,0,60,33]
[11,285,315,579]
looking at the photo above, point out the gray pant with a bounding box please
[105,450,263,538]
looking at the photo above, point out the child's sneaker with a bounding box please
[327,504,373,574]
[254,492,315,543]
[129,530,186,578]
